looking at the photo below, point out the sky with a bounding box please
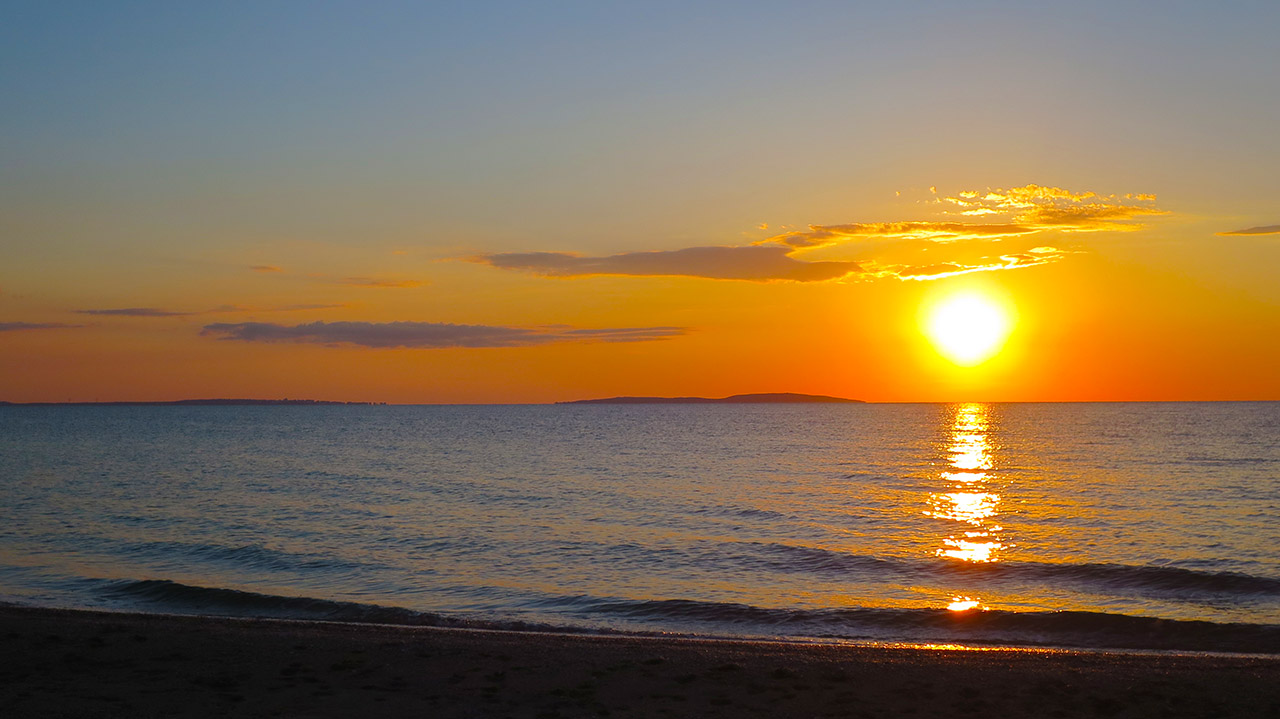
[2,0,1278,403]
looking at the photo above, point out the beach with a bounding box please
[2,605,1277,718]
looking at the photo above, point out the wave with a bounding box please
[90,578,1280,654]
[580,596,1280,654]
[95,579,575,633]
[746,542,1280,597]
[1011,560,1280,595]
[104,538,377,575]
[691,505,792,521]
[100,578,444,624]
[89,533,1280,604]
[1183,455,1276,466]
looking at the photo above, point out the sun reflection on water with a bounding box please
[927,404,1005,564]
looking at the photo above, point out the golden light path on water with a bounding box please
[928,403,1005,612]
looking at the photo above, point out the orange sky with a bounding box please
[3,5,1278,403]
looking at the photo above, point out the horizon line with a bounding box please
[2,398,1276,406]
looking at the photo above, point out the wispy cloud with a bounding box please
[75,303,347,318]
[247,264,421,288]
[201,321,688,349]
[208,303,347,313]
[771,222,1038,248]
[474,184,1153,284]
[1217,224,1280,236]
[876,247,1070,281]
[271,303,346,312]
[475,245,862,282]
[339,277,424,288]
[939,184,1165,232]
[75,307,197,317]
[0,321,82,332]
[772,185,1164,249]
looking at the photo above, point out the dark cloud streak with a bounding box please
[0,321,82,332]
[340,277,423,288]
[477,245,861,282]
[75,307,196,317]
[1218,225,1280,236]
[201,321,687,349]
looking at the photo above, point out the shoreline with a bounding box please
[2,605,1277,717]
[7,600,1280,660]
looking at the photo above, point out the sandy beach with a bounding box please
[1,605,1277,718]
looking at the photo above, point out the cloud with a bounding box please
[939,184,1166,232]
[770,185,1163,249]
[339,277,423,288]
[0,321,82,332]
[476,232,1063,284]
[474,184,1145,284]
[771,222,1038,248]
[207,303,347,313]
[246,265,421,288]
[75,307,196,317]
[879,247,1069,281]
[201,320,688,349]
[272,303,346,311]
[475,245,862,282]
[76,303,349,319]
[1217,224,1280,236]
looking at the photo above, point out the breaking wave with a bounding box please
[91,578,1280,654]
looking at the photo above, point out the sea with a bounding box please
[1,402,1277,654]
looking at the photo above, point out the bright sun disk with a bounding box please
[924,292,1013,366]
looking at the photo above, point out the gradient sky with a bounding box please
[3,1,1278,403]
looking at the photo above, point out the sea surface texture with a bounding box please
[1,402,1277,653]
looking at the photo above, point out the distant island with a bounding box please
[0,399,383,407]
[559,393,863,405]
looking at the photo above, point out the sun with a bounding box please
[923,291,1014,366]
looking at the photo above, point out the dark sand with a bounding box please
[1,605,1277,718]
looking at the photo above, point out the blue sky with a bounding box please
[2,1,1278,401]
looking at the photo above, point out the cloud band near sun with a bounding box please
[472,184,1157,283]
[873,247,1071,281]
[775,185,1164,248]
[770,222,1038,248]
[201,320,687,348]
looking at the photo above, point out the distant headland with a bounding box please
[559,393,863,405]
[0,399,384,407]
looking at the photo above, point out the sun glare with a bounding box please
[923,292,1013,366]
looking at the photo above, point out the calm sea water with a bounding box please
[1,402,1277,653]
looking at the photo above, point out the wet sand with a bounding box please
[1,605,1277,718]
